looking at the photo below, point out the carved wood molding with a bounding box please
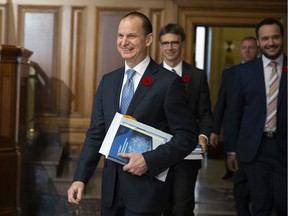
[0,4,7,44]
[176,4,287,62]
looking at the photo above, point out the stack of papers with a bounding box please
[184,144,204,160]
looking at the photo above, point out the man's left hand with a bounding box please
[198,136,208,153]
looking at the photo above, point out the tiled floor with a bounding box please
[80,158,237,216]
[30,158,237,215]
[194,158,236,216]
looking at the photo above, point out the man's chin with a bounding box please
[165,55,176,61]
[121,53,133,60]
[262,50,282,59]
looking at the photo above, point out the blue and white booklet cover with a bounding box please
[99,112,172,182]
[108,124,153,164]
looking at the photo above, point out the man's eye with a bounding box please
[161,42,169,46]
[161,41,181,46]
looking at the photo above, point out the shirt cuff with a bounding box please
[199,134,208,143]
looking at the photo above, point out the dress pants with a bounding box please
[233,164,251,215]
[163,160,201,216]
[101,168,162,216]
[239,137,287,216]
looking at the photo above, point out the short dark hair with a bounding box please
[241,36,257,44]
[256,18,284,38]
[121,12,152,36]
[159,23,186,42]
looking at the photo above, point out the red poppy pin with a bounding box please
[142,77,153,86]
[282,66,288,72]
[182,75,190,83]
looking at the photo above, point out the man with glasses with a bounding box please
[159,23,213,216]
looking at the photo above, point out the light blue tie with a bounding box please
[120,69,136,114]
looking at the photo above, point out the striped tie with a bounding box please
[265,61,279,131]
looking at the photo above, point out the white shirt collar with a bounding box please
[125,56,150,76]
[163,60,183,76]
[262,54,283,68]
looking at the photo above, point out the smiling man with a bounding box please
[225,18,287,216]
[159,23,213,216]
[67,12,198,216]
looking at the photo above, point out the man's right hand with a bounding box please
[227,154,238,172]
[67,181,85,204]
[209,132,219,148]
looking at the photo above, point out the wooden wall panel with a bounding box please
[69,7,86,117]
[0,61,16,142]
[149,9,165,64]
[0,71,14,138]
[0,5,7,44]
[18,6,61,116]
[95,8,139,89]
[0,152,17,215]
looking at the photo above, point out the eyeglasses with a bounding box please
[160,41,181,47]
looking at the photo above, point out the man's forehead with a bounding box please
[258,24,281,35]
[161,33,180,40]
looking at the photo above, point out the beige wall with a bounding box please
[0,0,286,153]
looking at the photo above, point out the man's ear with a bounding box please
[146,33,153,46]
[181,41,186,49]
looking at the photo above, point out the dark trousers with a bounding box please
[233,165,251,215]
[101,172,162,216]
[239,137,287,216]
[101,207,161,216]
[163,160,201,216]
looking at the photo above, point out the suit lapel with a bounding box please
[254,58,267,103]
[182,61,191,90]
[277,55,287,108]
[113,67,125,113]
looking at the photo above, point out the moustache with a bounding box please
[267,45,278,49]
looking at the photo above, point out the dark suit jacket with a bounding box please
[182,61,213,138]
[73,59,198,213]
[224,56,287,163]
[212,66,237,136]
[160,61,212,172]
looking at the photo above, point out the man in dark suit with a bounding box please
[225,18,287,216]
[210,36,260,151]
[210,36,259,215]
[67,12,198,216]
[159,23,213,216]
